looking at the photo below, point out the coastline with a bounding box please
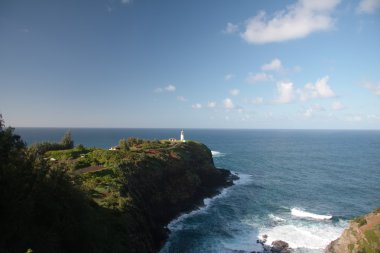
[166,171,241,231]
[160,171,251,252]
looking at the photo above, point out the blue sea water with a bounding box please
[15,128,380,253]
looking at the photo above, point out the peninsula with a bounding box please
[0,121,237,253]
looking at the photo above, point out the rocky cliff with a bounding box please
[325,207,380,253]
[117,141,237,251]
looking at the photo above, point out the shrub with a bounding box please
[353,216,367,227]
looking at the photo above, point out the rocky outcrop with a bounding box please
[325,208,380,253]
[271,240,292,253]
[255,235,293,253]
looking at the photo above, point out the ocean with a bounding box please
[15,128,380,253]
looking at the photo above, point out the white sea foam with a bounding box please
[203,188,228,206]
[233,172,253,185]
[167,172,251,231]
[168,185,230,231]
[167,204,207,231]
[269,214,286,222]
[291,208,332,220]
[260,222,345,250]
[211,150,225,157]
[242,208,346,251]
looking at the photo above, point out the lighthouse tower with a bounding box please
[180,129,185,142]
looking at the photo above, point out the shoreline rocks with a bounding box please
[254,235,293,253]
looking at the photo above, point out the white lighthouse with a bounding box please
[180,129,185,142]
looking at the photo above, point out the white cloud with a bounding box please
[331,101,344,111]
[297,76,336,101]
[165,85,176,92]
[154,84,177,93]
[246,72,273,83]
[225,73,235,81]
[362,81,380,96]
[276,81,294,104]
[224,22,239,34]
[303,104,325,118]
[223,98,234,109]
[241,0,340,44]
[192,103,202,109]
[262,58,283,71]
[177,96,187,102]
[230,89,240,96]
[207,101,216,108]
[357,0,380,13]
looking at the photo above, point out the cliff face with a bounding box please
[74,140,236,253]
[121,141,235,251]
[325,208,380,253]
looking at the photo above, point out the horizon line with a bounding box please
[12,126,380,131]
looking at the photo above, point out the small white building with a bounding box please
[180,129,185,142]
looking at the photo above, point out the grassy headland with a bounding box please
[0,118,236,253]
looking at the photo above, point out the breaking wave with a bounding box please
[211,150,225,157]
[167,172,252,231]
[291,208,333,220]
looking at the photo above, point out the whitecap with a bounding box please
[268,214,286,222]
[291,208,332,220]
[211,150,225,157]
[232,172,253,186]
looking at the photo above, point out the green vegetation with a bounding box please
[28,130,74,155]
[0,116,145,253]
[345,207,380,253]
[119,138,129,150]
[0,115,233,253]
[357,227,380,253]
[354,216,368,227]
[348,243,355,252]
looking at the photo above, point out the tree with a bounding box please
[0,114,25,166]
[60,130,74,149]
[118,138,129,150]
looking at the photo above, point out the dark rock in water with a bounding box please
[253,235,293,253]
[256,234,268,246]
[271,240,288,249]
[271,240,292,253]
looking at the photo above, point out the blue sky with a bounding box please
[1,0,380,129]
